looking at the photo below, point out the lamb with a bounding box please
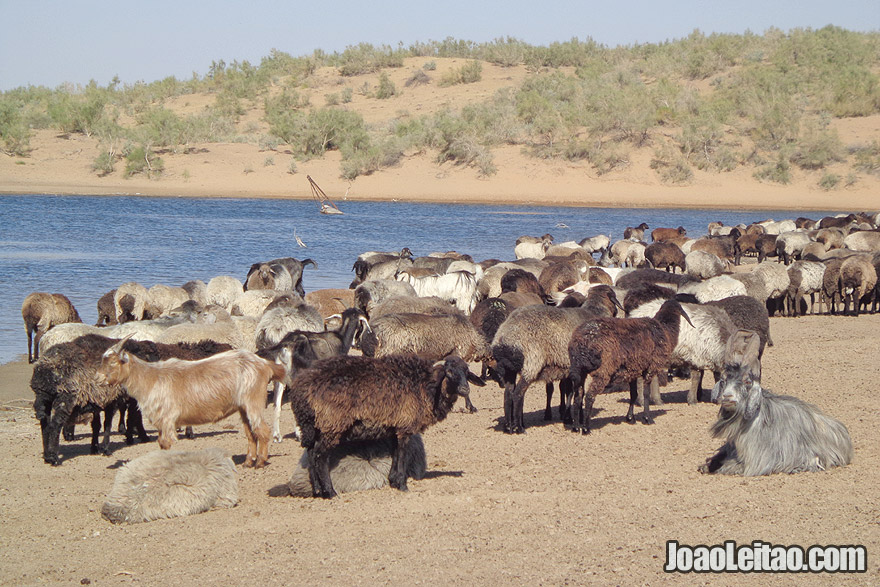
[628,298,738,404]
[491,285,622,433]
[838,254,877,316]
[257,307,370,442]
[645,241,686,273]
[785,260,826,316]
[114,282,149,323]
[699,330,852,476]
[97,336,287,467]
[567,299,693,433]
[22,292,82,363]
[514,234,554,260]
[395,270,480,314]
[280,435,427,497]
[201,275,242,313]
[32,335,233,465]
[288,354,481,497]
[684,250,726,280]
[651,226,687,242]
[102,448,238,524]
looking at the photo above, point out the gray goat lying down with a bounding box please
[699,330,853,476]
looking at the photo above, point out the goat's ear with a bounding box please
[724,330,760,372]
[710,379,724,404]
[466,371,486,387]
[119,350,130,364]
[743,382,763,420]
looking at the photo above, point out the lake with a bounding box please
[0,194,839,365]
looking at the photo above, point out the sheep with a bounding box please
[815,227,846,251]
[231,289,284,318]
[795,217,818,230]
[254,302,324,350]
[578,234,611,256]
[730,262,791,315]
[818,213,859,229]
[690,230,741,264]
[785,261,826,316]
[800,241,830,261]
[539,259,590,298]
[353,279,418,317]
[567,299,693,433]
[304,288,356,318]
[651,226,687,242]
[545,242,591,259]
[735,233,778,264]
[280,435,427,497]
[838,254,877,316]
[350,254,414,287]
[102,448,238,524]
[257,307,370,443]
[22,292,82,363]
[624,242,648,268]
[395,270,480,314]
[704,295,773,356]
[699,330,852,476]
[114,282,149,323]
[759,219,798,235]
[96,290,117,327]
[684,250,726,280]
[146,284,190,318]
[775,231,813,265]
[32,335,233,465]
[514,234,553,260]
[843,230,880,253]
[205,275,244,312]
[156,310,255,352]
[244,257,317,297]
[288,354,482,497]
[97,337,287,468]
[491,285,622,433]
[181,279,208,306]
[500,267,546,298]
[615,268,697,291]
[645,241,686,273]
[820,257,847,314]
[623,222,649,241]
[368,295,460,319]
[628,298,738,405]
[352,248,413,279]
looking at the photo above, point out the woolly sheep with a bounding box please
[353,279,418,316]
[102,448,238,524]
[514,234,553,260]
[22,292,82,363]
[255,303,324,350]
[843,230,880,253]
[205,275,244,312]
[146,284,190,318]
[304,288,357,318]
[684,250,726,280]
[114,282,149,323]
[775,231,813,265]
[785,260,826,316]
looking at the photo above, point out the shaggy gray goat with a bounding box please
[492,285,622,433]
[279,435,427,497]
[699,330,852,476]
[102,448,238,524]
[289,354,482,497]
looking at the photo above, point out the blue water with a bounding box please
[0,194,840,365]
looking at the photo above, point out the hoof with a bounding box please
[698,463,710,474]
[642,417,655,425]
[44,456,61,466]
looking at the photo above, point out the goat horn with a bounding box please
[111,333,135,352]
[327,313,342,321]
[358,315,372,333]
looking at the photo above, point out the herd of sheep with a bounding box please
[20,210,879,519]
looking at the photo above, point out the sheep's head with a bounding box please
[433,356,485,414]
[711,330,763,419]
[96,334,135,385]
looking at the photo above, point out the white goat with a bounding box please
[396,270,480,314]
[97,336,287,468]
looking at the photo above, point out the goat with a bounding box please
[699,330,852,476]
[22,292,82,363]
[288,354,482,497]
[395,270,480,314]
[624,222,649,242]
[97,336,287,468]
[567,299,693,433]
[492,285,621,433]
[102,448,238,524]
[257,307,370,442]
[245,257,317,297]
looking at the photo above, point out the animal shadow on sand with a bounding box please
[491,396,669,433]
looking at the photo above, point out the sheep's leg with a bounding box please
[578,376,607,434]
[389,433,411,492]
[308,436,337,499]
[649,374,663,405]
[125,399,150,445]
[89,410,102,453]
[26,328,34,364]
[44,397,74,466]
[559,377,573,423]
[504,377,529,434]
[687,370,704,405]
[543,382,554,421]
[272,381,285,443]
[116,399,127,435]
[62,419,76,441]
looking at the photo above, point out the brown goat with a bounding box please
[22,292,82,363]
[97,337,286,467]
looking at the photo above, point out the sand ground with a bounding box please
[1,312,878,586]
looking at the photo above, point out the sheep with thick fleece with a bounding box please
[102,448,238,524]
[785,260,826,316]
[396,270,480,314]
[838,254,877,316]
[22,292,83,363]
[281,435,427,497]
[97,338,287,467]
[678,275,747,303]
[114,282,149,323]
[353,279,418,317]
[368,295,460,319]
[843,230,880,253]
[775,231,813,265]
[146,284,190,318]
[205,275,244,312]
[514,234,553,260]
[289,354,481,497]
[255,302,324,350]
[684,250,726,280]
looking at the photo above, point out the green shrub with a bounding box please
[439,61,483,87]
[0,97,31,155]
[818,173,841,190]
[325,93,340,106]
[337,43,406,76]
[423,61,437,71]
[790,123,843,170]
[753,156,791,184]
[124,144,163,178]
[374,72,397,99]
[92,150,115,176]
[341,87,353,103]
[651,146,694,184]
[852,141,880,176]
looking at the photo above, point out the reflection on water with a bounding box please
[0,194,839,365]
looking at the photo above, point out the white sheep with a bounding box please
[205,275,244,312]
[114,282,149,323]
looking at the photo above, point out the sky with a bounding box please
[1,0,877,91]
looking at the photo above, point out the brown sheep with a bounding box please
[838,254,878,316]
[644,241,686,273]
[22,292,82,363]
[650,226,687,242]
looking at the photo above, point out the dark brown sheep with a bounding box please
[644,241,686,273]
[22,292,82,363]
[567,299,692,433]
[289,354,482,497]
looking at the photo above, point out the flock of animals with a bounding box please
[21,210,879,521]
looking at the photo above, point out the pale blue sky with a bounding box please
[1,0,877,91]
